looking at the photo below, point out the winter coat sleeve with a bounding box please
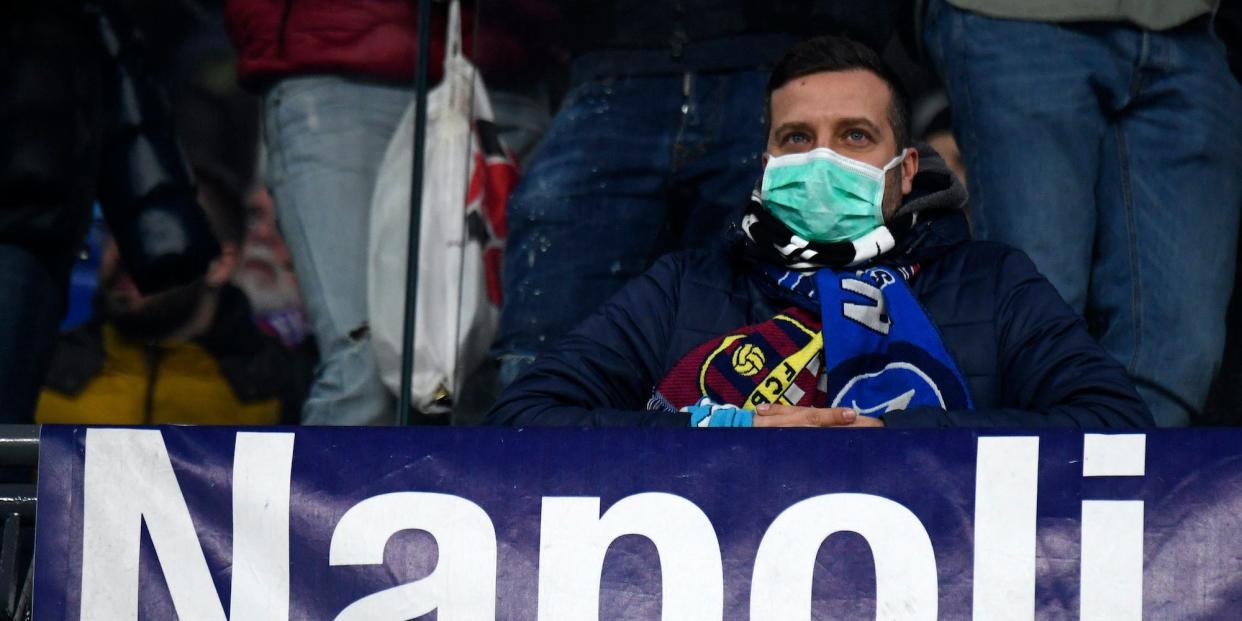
[486,254,692,427]
[887,249,1155,429]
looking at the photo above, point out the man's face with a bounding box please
[766,69,917,220]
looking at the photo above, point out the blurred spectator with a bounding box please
[0,0,220,423]
[494,0,901,386]
[224,0,559,425]
[924,0,1242,426]
[234,186,311,348]
[56,4,252,335]
[157,12,314,347]
[911,90,966,185]
[36,166,308,425]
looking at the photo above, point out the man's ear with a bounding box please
[899,147,919,196]
[205,241,239,287]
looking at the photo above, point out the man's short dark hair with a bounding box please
[767,35,911,152]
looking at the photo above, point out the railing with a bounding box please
[0,425,38,621]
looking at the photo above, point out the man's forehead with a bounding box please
[769,69,892,126]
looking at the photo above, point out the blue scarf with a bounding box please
[815,266,973,418]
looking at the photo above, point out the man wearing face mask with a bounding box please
[487,35,1153,429]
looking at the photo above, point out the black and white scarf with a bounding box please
[740,189,896,270]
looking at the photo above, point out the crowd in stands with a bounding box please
[1,0,1240,429]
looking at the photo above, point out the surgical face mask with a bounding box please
[760,147,906,243]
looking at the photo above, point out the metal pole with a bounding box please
[398,0,436,425]
[0,426,38,466]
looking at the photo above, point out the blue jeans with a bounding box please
[0,244,62,423]
[263,77,408,425]
[925,0,1242,426]
[494,71,769,385]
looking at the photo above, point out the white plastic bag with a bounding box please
[368,0,515,413]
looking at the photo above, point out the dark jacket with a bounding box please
[559,0,898,84]
[487,148,1154,428]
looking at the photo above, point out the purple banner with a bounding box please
[31,426,1242,619]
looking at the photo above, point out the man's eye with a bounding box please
[845,129,870,143]
[783,132,810,145]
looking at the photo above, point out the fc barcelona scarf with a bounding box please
[649,305,828,412]
[651,264,973,419]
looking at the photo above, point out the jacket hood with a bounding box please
[880,144,972,266]
[893,143,969,219]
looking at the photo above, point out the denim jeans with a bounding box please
[494,71,769,386]
[925,0,1242,426]
[0,244,62,423]
[263,77,407,425]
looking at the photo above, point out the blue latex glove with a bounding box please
[681,397,754,428]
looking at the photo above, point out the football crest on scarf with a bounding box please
[651,306,826,412]
[825,344,971,416]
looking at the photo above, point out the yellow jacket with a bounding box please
[37,288,296,425]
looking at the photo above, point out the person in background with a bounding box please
[923,0,1242,426]
[36,165,308,426]
[911,90,965,185]
[224,0,560,425]
[488,35,1153,430]
[159,15,314,351]
[233,185,312,349]
[493,0,901,388]
[0,0,220,423]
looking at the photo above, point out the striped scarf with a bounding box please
[740,188,896,269]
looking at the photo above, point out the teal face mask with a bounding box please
[760,147,906,243]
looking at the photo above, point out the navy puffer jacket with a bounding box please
[487,149,1153,429]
